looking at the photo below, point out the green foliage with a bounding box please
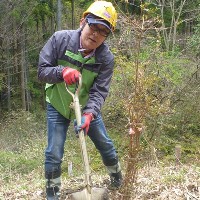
[164,77,200,136]
[28,67,44,100]
[118,0,141,15]
[154,75,200,160]
[10,8,21,21]
[106,19,199,170]
[157,53,192,86]
[33,1,54,21]
[77,0,93,10]
[187,15,200,57]
[0,73,5,92]
[156,131,200,164]
[141,2,160,19]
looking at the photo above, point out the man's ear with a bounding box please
[80,18,86,28]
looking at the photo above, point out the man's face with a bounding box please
[80,19,110,52]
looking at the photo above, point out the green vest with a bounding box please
[45,50,98,119]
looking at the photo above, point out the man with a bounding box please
[38,1,122,199]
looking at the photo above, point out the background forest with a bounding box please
[0,0,199,199]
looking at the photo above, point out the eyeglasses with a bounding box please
[87,22,110,37]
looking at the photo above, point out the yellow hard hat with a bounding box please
[83,1,117,31]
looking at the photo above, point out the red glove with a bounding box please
[74,113,94,135]
[62,67,80,85]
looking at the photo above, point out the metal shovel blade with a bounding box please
[69,187,108,200]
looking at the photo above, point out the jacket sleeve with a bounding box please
[83,57,114,117]
[38,32,64,83]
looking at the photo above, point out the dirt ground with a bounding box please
[57,164,200,200]
[1,164,199,200]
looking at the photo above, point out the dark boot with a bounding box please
[104,157,123,190]
[108,171,123,190]
[46,185,60,200]
[45,168,61,200]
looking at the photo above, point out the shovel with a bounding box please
[66,74,108,200]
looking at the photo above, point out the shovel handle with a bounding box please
[65,75,92,193]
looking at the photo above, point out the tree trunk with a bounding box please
[72,0,75,29]
[57,0,62,30]
[21,24,26,110]
[6,63,11,111]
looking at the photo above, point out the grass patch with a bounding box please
[0,151,40,178]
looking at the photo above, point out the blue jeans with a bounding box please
[45,103,118,176]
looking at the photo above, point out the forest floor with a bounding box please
[1,162,199,199]
[0,111,199,200]
[63,164,200,200]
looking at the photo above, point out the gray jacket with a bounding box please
[38,28,114,117]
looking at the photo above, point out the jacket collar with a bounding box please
[67,28,82,54]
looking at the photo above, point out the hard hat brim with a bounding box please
[86,17,112,31]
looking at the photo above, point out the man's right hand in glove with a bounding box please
[62,67,80,85]
[74,113,94,135]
